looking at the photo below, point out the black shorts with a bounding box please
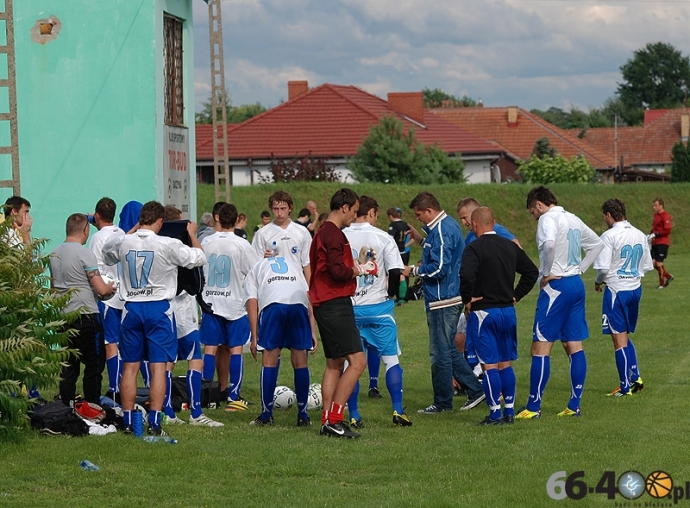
[313,297,363,360]
[651,244,669,263]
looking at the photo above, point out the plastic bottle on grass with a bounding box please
[80,460,99,471]
[143,435,178,444]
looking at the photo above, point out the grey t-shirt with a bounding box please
[50,242,99,314]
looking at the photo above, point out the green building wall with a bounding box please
[9,0,196,245]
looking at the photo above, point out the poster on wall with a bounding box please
[164,125,190,218]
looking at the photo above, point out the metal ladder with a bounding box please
[207,0,230,203]
[0,0,20,196]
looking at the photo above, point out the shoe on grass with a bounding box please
[417,404,451,414]
[350,417,365,429]
[163,415,186,425]
[556,407,581,417]
[460,394,486,411]
[249,415,274,426]
[225,399,249,412]
[392,411,412,426]
[297,415,312,427]
[189,414,224,427]
[368,387,382,399]
[320,421,360,439]
[478,415,502,426]
[515,407,541,420]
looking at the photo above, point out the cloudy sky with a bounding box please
[191,0,690,114]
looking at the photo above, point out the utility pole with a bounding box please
[0,0,21,196]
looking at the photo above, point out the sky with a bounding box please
[191,0,690,114]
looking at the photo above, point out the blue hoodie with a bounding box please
[118,201,143,233]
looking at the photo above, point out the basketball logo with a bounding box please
[646,470,673,498]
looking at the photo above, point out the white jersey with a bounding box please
[244,256,309,314]
[537,206,602,277]
[170,291,199,338]
[102,229,206,302]
[343,222,404,306]
[201,231,261,320]
[89,224,125,310]
[251,221,311,271]
[594,220,653,291]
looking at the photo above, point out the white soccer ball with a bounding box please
[273,385,296,410]
[99,273,119,301]
[307,383,322,410]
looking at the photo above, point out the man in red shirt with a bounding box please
[309,188,377,438]
[650,198,673,289]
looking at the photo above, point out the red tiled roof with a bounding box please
[429,107,616,170]
[579,109,687,167]
[196,84,501,160]
[644,109,670,126]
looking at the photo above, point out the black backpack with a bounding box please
[171,376,221,412]
[29,401,89,436]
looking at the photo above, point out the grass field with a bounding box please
[3,182,689,507]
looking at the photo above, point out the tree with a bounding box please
[422,88,477,108]
[532,137,557,159]
[617,42,690,125]
[195,90,266,124]
[227,103,266,124]
[670,141,690,182]
[517,154,596,184]
[0,221,76,439]
[349,114,465,185]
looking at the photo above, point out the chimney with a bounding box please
[288,80,308,101]
[682,113,689,143]
[507,106,519,125]
[388,92,425,124]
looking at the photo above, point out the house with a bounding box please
[10,1,197,242]
[577,109,688,182]
[429,106,617,183]
[195,81,505,185]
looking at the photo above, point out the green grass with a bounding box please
[2,251,689,507]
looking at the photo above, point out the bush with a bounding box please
[517,154,596,184]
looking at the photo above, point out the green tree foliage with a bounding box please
[532,137,557,159]
[195,90,266,124]
[617,42,690,126]
[0,221,77,439]
[349,114,465,185]
[670,141,690,182]
[517,154,596,184]
[258,154,341,184]
[422,88,477,108]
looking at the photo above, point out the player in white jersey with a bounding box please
[102,201,206,436]
[200,203,262,412]
[594,199,652,397]
[342,195,412,427]
[88,197,126,397]
[251,190,312,283]
[245,255,316,426]
[516,186,604,420]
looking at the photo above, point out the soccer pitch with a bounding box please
[2,250,688,507]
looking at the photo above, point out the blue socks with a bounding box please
[163,371,176,418]
[294,367,310,418]
[105,355,121,393]
[202,353,216,381]
[526,355,550,412]
[568,350,587,411]
[347,380,361,422]
[385,364,404,414]
[482,368,502,421]
[627,339,640,382]
[148,410,161,429]
[260,366,278,419]
[367,348,380,390]
[228,354,243,402]
[187,369,202,418]
[499,366,516,417]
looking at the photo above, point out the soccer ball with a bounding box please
[99,273,119,301]
[273,386,295,410]
[307,383,322,410]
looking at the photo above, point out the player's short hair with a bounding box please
[386,207,401,218]
[456,197,481,214]
[297,208,310,218]
[237,213,247,221]
[330,188,359,211]
[66,213,89,236]
[212,201,228,218]
[95,197,116,223]
[163,205,183,221]
[268,191,294,211]
[602,198,626,221]
[260,210,270,219]
[357,195,379,217]
[139,201,165,226]
[218,203,238,229]
[526,186,557,209]
[3,195,30,216]
[200,212,213,225]
[318,212,328,222]
[409,192,441,212]
[654,197,664,207]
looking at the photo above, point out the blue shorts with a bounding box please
[354,299,399,357]
[178,329,203,361]
[98,301,122,345]
[121,301,176,363]
[199,312,251,348]
[468,307,518,364]
[533,276,589,342]
[602,286,640,335]
[257,303,312,351]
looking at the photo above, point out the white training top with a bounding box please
[89,224,125,310]
[170,291,199,339]
[201,231,262,320]
[251,221,311,270]
[594,220,653,291]
[342,222,404,306]
[102,229,206,302]
[244,256,310,314]
[537,206,602,277]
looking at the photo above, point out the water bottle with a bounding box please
[365,249,374,285]
[80,460,100,471]
[270,241,279,258]
[132,410,144,438]
[143,435,178,444]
